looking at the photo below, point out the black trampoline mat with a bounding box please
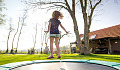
[12,62,117,70]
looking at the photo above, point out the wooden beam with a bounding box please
[108,38,112,54]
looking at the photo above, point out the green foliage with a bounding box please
[0,0,6,24]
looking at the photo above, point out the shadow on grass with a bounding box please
[85,54,120,60]
[61,54,120,62]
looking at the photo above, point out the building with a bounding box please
[70,24,120,54]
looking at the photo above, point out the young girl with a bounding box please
[45,10,69,59]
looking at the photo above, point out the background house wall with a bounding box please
[111,38,120,54]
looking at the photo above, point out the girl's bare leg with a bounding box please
[50,37,54,56]
[55,37,60,56]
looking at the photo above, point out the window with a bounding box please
[90,34,96,39]
[81,37,84,40]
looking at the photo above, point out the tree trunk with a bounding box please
[82,12,90,54]
[83,22,90,54]
[6,30,12,53]
[16,22,23,52]
[68,0,82,53]
[79,0,90,54]
[33,24,37,50]
[71,16,82,53]
[16,14,26,52]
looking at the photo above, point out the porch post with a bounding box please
[108,38,112,54]
[92,40,96,54]
[90,40,94,53]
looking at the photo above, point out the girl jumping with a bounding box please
[45,10,69,59]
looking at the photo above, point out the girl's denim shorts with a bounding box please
[50,34,60,38]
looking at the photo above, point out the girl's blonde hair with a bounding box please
[52,10,63,19]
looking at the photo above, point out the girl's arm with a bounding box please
[44,22,51,33]
[60,24,69,34]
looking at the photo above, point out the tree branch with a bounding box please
[80,0,84,10]
[31,2,66,5]
[90,0,102,18]
[64,0,72,12]
[93,0,102,10]
[89,0,92,9]
[72,0,75,16]
[88,0,102,29]
[84,0,87,11]
[53,4,68,10]
[29,1,70,13]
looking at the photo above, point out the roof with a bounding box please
[80,24,120,40]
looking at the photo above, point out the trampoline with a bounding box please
[10,60,119,70]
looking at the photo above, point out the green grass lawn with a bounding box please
[0,54,120,65]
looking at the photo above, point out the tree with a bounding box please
[40,25,44,54]
[44,22,49,49]
[15,9,27,53]
[12,17,20,53]
[79,0,102,54]
[44,22,49,54]
[33,24,38,50]
[6,18,14,53]
[0,0,6,24]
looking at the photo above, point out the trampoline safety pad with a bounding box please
[0,59,120,70]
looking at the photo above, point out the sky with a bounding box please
[0,0,120,50]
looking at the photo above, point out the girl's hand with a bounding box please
[66,31,70,34]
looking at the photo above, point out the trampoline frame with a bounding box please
[0,59,120,70]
